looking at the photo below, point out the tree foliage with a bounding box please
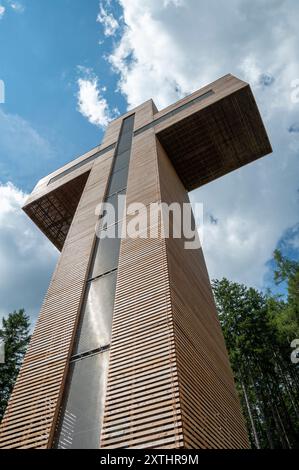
[212,251,299,449]
[0,251,298,447]
[0,309,31,421]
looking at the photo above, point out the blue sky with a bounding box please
[0,0,126,190]
[0,0,299,324]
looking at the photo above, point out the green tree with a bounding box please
[0,309,31,421]
[212,277,299,449]
[272,249,299,342]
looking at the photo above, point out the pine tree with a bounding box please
[272,249,299,341]
[212,276,299,449]
[0,309,31,421]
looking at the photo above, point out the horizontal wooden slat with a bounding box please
[0,156,113,448]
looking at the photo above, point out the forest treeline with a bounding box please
[0,309,31,420]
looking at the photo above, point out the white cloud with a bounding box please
[97,2,119,37]
[0,182,58,323]
[0,109,60,326]
[109,0,299,110]
[190,125,299,288]
[0,5,5,18]
[1,1,25,14]
[77,71,118,128]
[163,0,184,7]
[105,0,299,289]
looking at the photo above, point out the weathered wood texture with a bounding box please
[0,75,270,449]
[157,139,249,448]
[100,132,249,449]
[0,152,114,448]
[100,129,183,449]
[155,75,272,191]
[21,75,271,250]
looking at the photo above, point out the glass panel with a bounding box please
[107,166,128,195]
[55,351,109,449]
[121,115,134,134]
[117,131,133,154]
[89,223,122,279]
[101,190,126,228]
[113,149,131,172]
[53,115,135,449]
[74,272,117,355]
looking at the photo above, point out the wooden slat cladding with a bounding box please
[101,133,249,449]
[21,75,271,251]
[0,153,114,449]
[101,100,156,149]
[156,139,249,448]
[101,130,183,449]
[1,77,269,449]
[24,172,90,251]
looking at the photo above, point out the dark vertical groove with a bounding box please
[53,114,135,449]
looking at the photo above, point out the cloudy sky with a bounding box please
[0,0,299,325]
